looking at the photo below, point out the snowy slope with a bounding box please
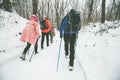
[77,21,120,80]
[0,10,27,53]
[0,10,120,80]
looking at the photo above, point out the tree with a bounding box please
[87,0,94,22]
[32,0,38,15]
[109,0,116,20]
[0,0,12,12]
[54,0,71,30]
[101,0,106,23]
[115,1,120,20]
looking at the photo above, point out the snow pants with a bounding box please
[64,33,77,66]
[23,38,38,55]
[41,32,49,49]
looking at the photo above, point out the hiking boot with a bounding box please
[69,66,74,71]
[41,46,44,49]
[35,51,39,55]
[65,52,69,58]
[41,47,44,50]
[47,44,49,47]
[20,54,26,60]
[65,55,69,59]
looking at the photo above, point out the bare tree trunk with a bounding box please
[54,0,71,30]
[87,0,94,22]
[32,0,38,15]
[118,2,120,20]
[109,0,115,20]
[54,0,60,30]
[0,0,12,12]
[116,2,120,20]
[101,0,106,23]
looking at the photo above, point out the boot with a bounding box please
[65,52,69,59]
[35,51,39,55]
[69,66,74,71]
[20,54,26,60]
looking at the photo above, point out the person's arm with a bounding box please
[60,16,67,38]
[78,13,81,31]
[35,22,41,37]
[46,20,52,30]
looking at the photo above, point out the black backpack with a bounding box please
[40,19,47,30]
[64,10,81,32]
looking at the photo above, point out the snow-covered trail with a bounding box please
[76,29,120,80]
[0,37,85,80]
[1,10,120,80]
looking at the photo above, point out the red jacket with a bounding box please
[41,18,52,33]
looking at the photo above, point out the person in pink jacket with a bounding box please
[20,14,40,60]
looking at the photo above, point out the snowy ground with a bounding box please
[0,10,120,80]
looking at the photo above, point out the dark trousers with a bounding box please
[41,32,49,48]
[50,35,53,43]
[23,38,38,55]
[64,33,76,66]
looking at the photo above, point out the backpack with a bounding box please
[40,19,47,30]
[64,10,81,32]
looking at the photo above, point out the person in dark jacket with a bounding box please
[60,9,81,71]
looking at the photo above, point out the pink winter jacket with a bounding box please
[20,20,40,45]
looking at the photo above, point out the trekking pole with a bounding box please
[29,50,35,62]
[27,50,29,55]
[56,38,62,71]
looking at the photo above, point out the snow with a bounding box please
[0,9,120,80]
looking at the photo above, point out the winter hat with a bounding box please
[70,9,75,14]
[29,14,37,21]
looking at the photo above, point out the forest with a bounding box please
[0,0,120,80]
[0,0,120,29]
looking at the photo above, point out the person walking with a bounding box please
[20,14,40,60]
[40,17,52,49]
[60,9,81,71]
[50,26,55,43]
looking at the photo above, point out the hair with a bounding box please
[45,17,48,20]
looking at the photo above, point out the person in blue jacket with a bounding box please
[60,9,81,71]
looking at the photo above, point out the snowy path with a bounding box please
[1,10,120,80]
[0,39,85,80]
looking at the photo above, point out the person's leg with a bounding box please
[23,42,31,55]
[21,42,31,60]
[69,34,76,67]
[41,32,45,49]
[46,32,49,46]
[51,35,53,43]
[50,32,52,43]
[64,34,70,56]
[34,38,39,54]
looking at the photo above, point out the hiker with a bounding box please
[20,14,40,60]
[60,9,81,71]
[40,17,52,49]
[49,26,55,43]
